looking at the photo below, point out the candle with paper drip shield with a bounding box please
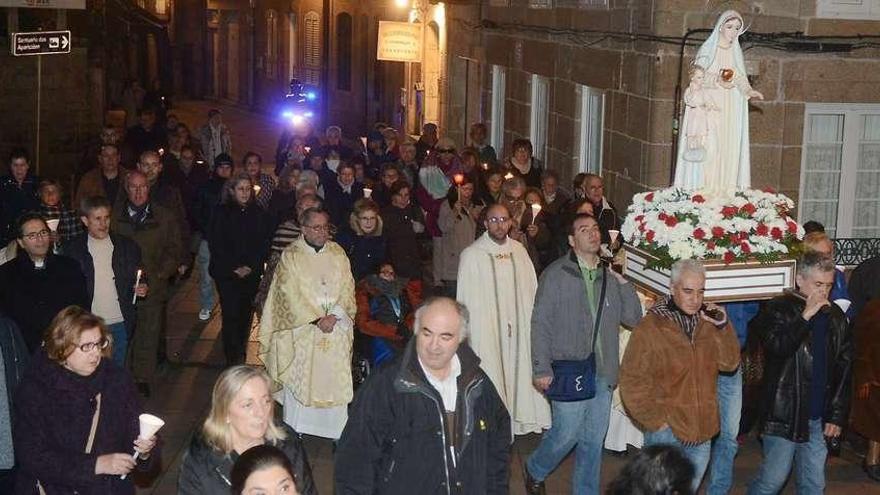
[530,203,542,225]
[608,229,620,246]
[46,218,61,254]
[120,413,165,479]
[363,187,373,199]
[253,184,262,196]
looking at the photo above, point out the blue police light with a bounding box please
[281,110,294,119]
[304,111,314,118]
[306,91,317,101]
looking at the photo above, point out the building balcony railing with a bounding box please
[833,238,880,267]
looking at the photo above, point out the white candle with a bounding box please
[132,269,142,304]
[530,204,542,225]
[363,187,373,198]
[253,184,262,196]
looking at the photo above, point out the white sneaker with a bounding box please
[199,309,211,321]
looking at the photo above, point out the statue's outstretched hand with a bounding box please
[747,89,764,101]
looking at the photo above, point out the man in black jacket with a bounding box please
[0,213,88,352]
[66,195,146,366]
[0,313,28,492]
[747,252,852,494]
[335,297,511,495]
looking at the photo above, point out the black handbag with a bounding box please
[545,266,607,402]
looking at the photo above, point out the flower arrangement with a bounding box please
[621,187,805,269]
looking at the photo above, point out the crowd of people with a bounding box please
[0,105,877,495]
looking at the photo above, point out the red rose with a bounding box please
[771,227,783,239]
[694,228,706,240]
[707,241,717,250]
[635,215,645,223]
[646,231,656,243]
[638,223,646,232]
[664,216,678,227]
[721,206,738,218]
[787,221,798,234]
[739,231,750,241]
[740,242,752,254]
[712,226,725,238]
[756,223,769,236]
[723,251,736,264]
[728,234,740,245]
[658,212,667,221]
[692,194,706,203]
[762,186,777,194]
[645,192,654,202]
[741,203,757,215]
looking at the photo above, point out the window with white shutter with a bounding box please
[576,84,605,175]
[529,74,550,162]
[799,104,880,238]
[490,65,506,156]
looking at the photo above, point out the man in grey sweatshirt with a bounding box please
[524,213,642,495]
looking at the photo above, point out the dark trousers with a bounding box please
[216,275,259,364]
[0,466,16,493]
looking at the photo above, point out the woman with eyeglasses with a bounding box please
[335,199,386,282]
[13,305,159,493]
[207,172,272,365]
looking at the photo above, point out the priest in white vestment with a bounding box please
[456,203,551,435]
[259,208,356,439]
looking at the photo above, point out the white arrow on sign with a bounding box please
[61,34,69,50]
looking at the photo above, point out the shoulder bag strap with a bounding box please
[589,267,609,355]
[85,393,102,454]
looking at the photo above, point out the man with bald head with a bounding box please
[111,170,183,396]
[336,297,511,494]
[456,203,551,436]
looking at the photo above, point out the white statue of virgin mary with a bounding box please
[674,10,764,193]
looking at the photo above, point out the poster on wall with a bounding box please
[377,21,422,63]
[0,0,85,8]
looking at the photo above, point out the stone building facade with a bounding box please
[442,0,880,239]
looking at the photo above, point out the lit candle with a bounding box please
[360,136,368,149]
[304,146,311,154]
[504,172,514,180]
[157,148,164,156]
[482,162,489,170]
[363,187,373,198]
[133,269,142,304]
[253,184,262,196]
[530,203,542,225]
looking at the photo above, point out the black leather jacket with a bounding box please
[749,294,853,442]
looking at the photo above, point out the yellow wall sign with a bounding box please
[377,21,422,63]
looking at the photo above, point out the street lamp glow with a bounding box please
[394,0,409,7]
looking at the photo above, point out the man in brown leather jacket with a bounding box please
[620,258,740,492]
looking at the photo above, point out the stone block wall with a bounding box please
[445,0,880,214]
